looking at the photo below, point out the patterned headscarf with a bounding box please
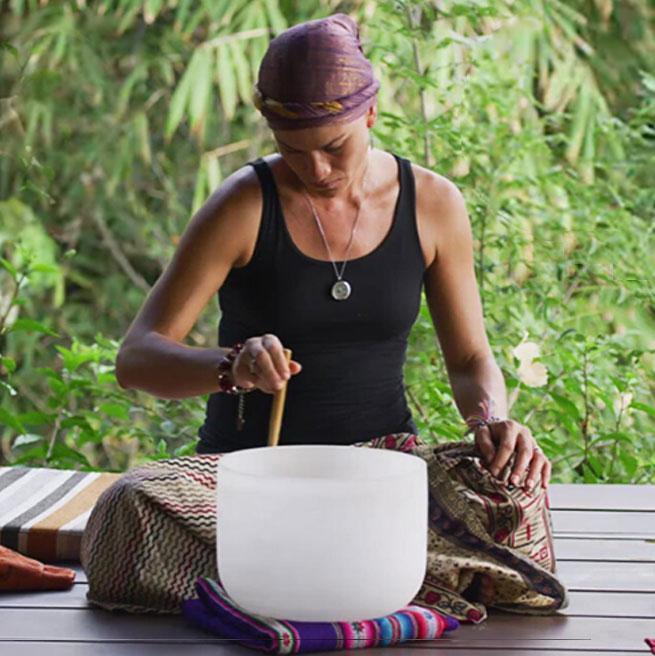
[254,13,380,130]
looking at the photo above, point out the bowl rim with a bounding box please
[217,444,426,483]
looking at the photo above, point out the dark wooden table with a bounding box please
[1,484,654,655]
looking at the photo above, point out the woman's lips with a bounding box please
[313,179,340,189]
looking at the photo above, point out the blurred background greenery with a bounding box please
[1,0,653,481]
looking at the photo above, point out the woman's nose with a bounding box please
[307,152,331,182]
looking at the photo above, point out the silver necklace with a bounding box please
[301,158,369,301]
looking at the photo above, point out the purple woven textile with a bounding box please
[182,577,459,654]
[254,13,379,130]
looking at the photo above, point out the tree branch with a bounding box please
[406,5,434,168]
[90,211,151,293]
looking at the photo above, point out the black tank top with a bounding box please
[197,153,426,453]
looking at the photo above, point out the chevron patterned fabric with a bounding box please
[80,434,568,623]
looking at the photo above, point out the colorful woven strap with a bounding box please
[182,577,458,654]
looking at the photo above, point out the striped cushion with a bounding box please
[0,467,121,562]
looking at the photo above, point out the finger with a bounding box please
[474,425,495,466]
[509,432,534,486]
[289,360,302,374]
[262,334,290,380]
[251,341,285,393]
[488,422,518,477]
[523,447,545,492]
[239,338,266,383]
[541,457,552,489]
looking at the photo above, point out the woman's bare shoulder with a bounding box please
[192,161,265,268]
[411,162,464,208]
[203,162,263,224]
[410,162,469,268]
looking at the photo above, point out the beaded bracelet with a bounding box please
[216,342,251,395]
[464,398,503,435]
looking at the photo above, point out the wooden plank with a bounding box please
[557,591,655,618]
[0,610,651,652]
[48,562,655,595]
[0,585,90,608]
[0,609,229,642]
[0,647,641,656]
[69,538,655,585]
[551,510,655,537]
[0,647,244,656]
[3,584,652,619]
[558,561,655,592]
[555,537,655,561]
[548,484,655,511]
[423,615,653,652]
[69,539,655,576]
[54,560,655,604]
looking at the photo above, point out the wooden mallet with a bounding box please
[267,348,292,447]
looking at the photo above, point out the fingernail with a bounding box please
[526,479,534,490]
[511,475,519,485]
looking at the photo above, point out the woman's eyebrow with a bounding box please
[277,134,347,151]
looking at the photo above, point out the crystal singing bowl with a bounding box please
[216,445,428,622]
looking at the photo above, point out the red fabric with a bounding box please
[0,545,75,591]
[645,638,655,654]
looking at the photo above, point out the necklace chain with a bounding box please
[301,155,370,283]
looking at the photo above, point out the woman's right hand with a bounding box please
[232,334,302,394]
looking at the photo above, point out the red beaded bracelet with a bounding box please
[216,343,250,395]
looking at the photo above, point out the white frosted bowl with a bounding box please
[216,445,427,622]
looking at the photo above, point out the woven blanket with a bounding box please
[81,434,569,623]
[0,467,121,561]
[183,577,459,653]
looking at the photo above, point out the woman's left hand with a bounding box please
[473,419,551,493]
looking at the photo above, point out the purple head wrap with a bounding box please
[254,13,380,130]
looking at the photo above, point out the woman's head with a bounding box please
[254,13,379,130]
[254,14,379,194]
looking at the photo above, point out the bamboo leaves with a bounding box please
[565,72,594,164]
[189,48,213,137]
[165,54,194,140]
[215,44,237,121]
[163,0,279,143]
[229,41,253,105]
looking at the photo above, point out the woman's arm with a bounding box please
[115,166,292,399]
[416,170,551,490]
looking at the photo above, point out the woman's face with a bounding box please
[273,106,375,196]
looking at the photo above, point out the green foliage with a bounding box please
[0,241,203,470]
[1,0,654,480]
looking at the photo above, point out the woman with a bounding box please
[116,13,550,494]
[84,14,567,619]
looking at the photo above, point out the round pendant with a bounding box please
[331,280,352,301]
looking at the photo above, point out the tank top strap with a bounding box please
[244,157,281,268]
[388,154,425,272]
[394,154,416,219]
[248,157,279,223]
